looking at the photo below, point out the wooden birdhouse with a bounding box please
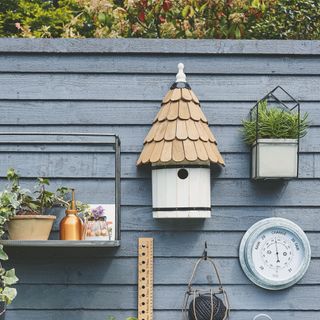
[137,63,224,218]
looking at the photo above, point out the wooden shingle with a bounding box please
[137,65,225,166]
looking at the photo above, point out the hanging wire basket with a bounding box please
[249,86,302,180]
[182,245,230,320]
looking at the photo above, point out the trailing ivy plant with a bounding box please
[242,100,309,146]
[0,170,22,307]
[0,245,18,306]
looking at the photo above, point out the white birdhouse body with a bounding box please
[137,63,225,219]
[152,166,211,218]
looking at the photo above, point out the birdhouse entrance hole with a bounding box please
[178,168,189,180]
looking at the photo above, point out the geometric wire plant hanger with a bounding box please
[249,86,303,180]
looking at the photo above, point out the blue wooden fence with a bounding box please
[0,39,319,320]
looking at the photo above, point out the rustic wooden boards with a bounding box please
[137,87,224,165]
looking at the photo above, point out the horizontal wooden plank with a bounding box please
[1,178,320,207]
[0,152,318,179]
[41,206,320,234]
[0,39,319,55]
[0,74,319,101]
[0,100,317,126]
[8,284,320,310]
[0,125,318,153]
[6,231,319,258]
[120,206,320,232]
[1,54,320,75]
[0,152,117,178]
[7,257,319,285]
[5,310,319,320]
[120,232,320,258]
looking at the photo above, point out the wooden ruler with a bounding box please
[138,238,153,320]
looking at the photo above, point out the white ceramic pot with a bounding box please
[252,138,298,179]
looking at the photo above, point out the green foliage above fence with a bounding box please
[0,0,319,39]
[249,0,320,40]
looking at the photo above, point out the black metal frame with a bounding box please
[249,86,300,180]
[0,132,121,242]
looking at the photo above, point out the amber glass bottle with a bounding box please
[59,189,83,240]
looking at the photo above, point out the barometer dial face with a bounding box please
[239,218,311,290]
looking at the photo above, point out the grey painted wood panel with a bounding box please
[0,152,320,179]
[1,39,319,55]
[119,206,320,232]
[0,100,317,126]
[5,310,320,320]
[117,232,320,258]
[5,231,320,258]
[0,152,318,179]
[0,74,319,101]
[0,125,318,153]
[1,178,320,207]
[47,206,320,232]
[8,284,320,310]
[8,257,320,285]
[0,40,319,319]
[1,54,320,75]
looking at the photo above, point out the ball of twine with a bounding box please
[188,293,226,320]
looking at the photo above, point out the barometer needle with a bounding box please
[275,239,280,263]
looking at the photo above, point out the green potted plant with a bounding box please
[1,168,69,240]
[0,245,18,319]
[242,92,309,179]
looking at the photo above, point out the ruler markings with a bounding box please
[138,237,153,320]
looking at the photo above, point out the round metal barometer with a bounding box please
[239,218,311,290]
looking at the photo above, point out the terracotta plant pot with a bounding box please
[7,215,56,240]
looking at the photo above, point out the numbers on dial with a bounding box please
[261,238,292,270]
[251,228,304,282]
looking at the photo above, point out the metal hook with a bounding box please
[203,241,208,260]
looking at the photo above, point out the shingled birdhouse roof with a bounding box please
[137,63,225,166]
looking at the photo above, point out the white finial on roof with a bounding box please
[176,63,187,83]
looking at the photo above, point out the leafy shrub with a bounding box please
[242,100,309,145]
[0,0,319,39]
[249,0,320,39]
[0,0,273,39]
[0,0,80,38]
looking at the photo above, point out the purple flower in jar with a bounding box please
[91,205,105,220]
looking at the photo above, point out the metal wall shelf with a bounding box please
[0,240,120,248]
[0,132,122,245]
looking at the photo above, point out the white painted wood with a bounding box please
[152,167,211,218]
[189,168,211,207]
[153,210,211,218]
[252,139,298,179]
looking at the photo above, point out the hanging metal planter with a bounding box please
[248,86,307,180]
[182,244,230,320]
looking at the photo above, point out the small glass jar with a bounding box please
[84,217,109,240]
